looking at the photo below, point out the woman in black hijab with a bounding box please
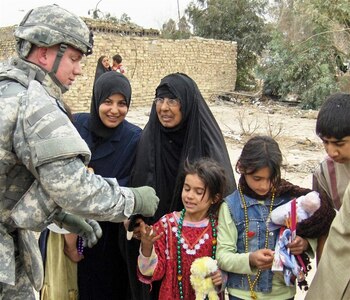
[75,71,142,300]
[93,55,111,85]
[126,72,237,300]
[39,72,141,299]
[133,72,236,220]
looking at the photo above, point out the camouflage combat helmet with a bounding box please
[14,4,93,57]
[14,4,93,93]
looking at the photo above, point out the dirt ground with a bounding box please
[127,97,324,300]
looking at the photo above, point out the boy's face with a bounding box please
[321,136,350,164]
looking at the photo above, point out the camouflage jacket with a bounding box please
[0,58,135,289]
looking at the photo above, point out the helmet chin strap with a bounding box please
[47,43,69,93]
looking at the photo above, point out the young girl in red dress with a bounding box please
[137,158,227,300]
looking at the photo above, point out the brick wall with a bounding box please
[0,19,237,112]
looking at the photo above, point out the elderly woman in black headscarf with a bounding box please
[39,71,141,300]
[133,72,236,220]
[126,72,237,300]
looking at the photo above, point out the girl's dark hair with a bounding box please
[316,93,350,140]
[183,157,227,216]
[235,136,282,187]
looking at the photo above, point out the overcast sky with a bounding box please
[0,0,193,29]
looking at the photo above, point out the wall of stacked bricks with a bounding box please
[0,18,237,112]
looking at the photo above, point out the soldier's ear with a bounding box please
[37,47,49,65]
[37,46,59,73]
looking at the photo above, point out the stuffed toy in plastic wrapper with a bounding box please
[270,191,320,290]
[270,191,320,227]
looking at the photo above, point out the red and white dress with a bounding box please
[138,212,222,300]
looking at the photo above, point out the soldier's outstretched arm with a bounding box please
[11,80,158,227]
[38,158,159,222]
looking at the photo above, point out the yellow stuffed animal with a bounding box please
[190,256,219,300]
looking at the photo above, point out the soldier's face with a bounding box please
[46,46,83,88]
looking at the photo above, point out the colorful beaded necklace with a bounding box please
[238,185,275,300]
[176,208,217,299]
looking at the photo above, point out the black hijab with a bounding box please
[94,55,111,84]
[89,71,131,140]
[131,73,236,222]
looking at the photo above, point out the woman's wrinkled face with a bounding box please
[155,97,182,128]
[99,93,128,128]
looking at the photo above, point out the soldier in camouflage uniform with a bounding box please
[0,4,159,299]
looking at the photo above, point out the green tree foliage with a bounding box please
[258,30,339,108]
[88,7,103,19]
[306,0,350,28]
[186,0,270,89]
[88,6,139,27]
[259,0,350,108]
[161,16,191,39]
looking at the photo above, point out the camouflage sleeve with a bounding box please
[38,157,135,222]
[11,80,135,224]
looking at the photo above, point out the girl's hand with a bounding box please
[139,221,163,257]
[210,269,222,287]
[288,235,309,255]
[249,249,274,270]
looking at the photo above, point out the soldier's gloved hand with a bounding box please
[129,186,159,217]
[83,219,103,248]
[54,212,103,248]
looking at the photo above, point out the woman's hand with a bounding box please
[63,233,84,262]
[124,217,143,240]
